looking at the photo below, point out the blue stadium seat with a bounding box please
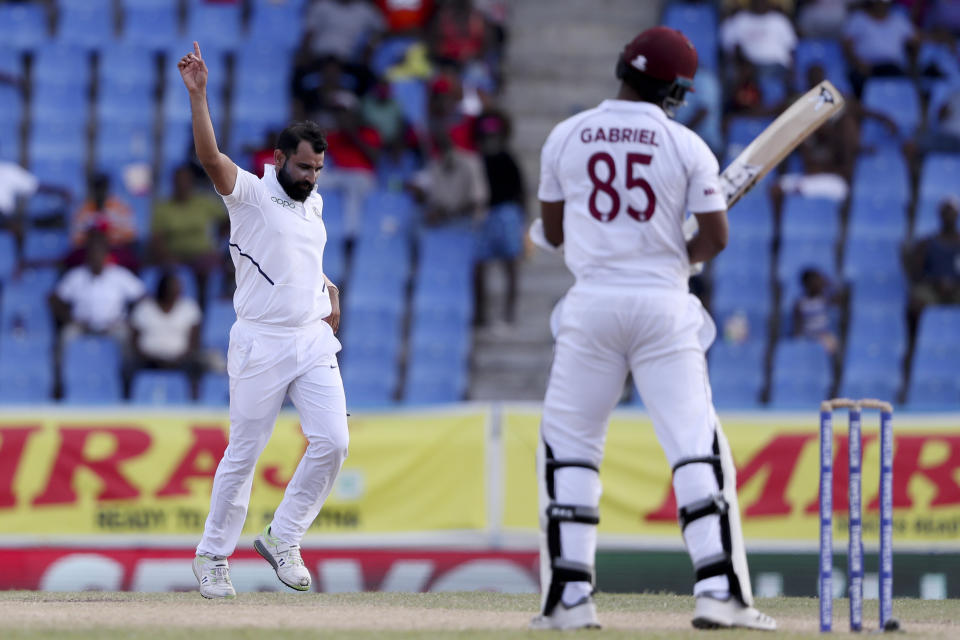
[907,342,960,408]
[185,2,242,51]
[663,2,718,70]
[926,79,960,124]
[709,344,764,408]
[22,229,69,263]
[2,267,59,301]
[131,370,192,405]
[27,156,85,201]
[320,189,347,241]
[163,81,225,129]
[849,277,906,318]
[94,122,155,168]
[32,44,91,87]
[860,78,920,146]
[121,1,180,52]
[403,361,467,404]
[361,189,418,238]
[839,368,901,404]
[0,232,16,280]
[376,150,421,190]
[711,272,771,341]
[846,195,908,241]
[851,150,910,206]
[727,116,773,148]
[0,3,49,52]
[342,362,397,408]
[247,0,304,45]
[201,299,236,355]
[847,306,906,354]
[842,236,903,280]
[0,78,23,128]
[793,39,850,94]
[62,337,123,404]
[343,287,406,325]
[1,278,56,344]
[390,79,427,131]
[323,237,347,286]
[340,329,402,372]
[0,356,52,403]
[917,306,960,349]
[30,83,88,123]
[0,119,19,163]
[711,234,770,280]
[371,37,415,77]
[199,372,229,406]
[350,234,412,288]
[769,340,832,408]
[57,0,114,50]
[781,196,840,241]
[98,46,157,88]
[231,74,290,125]
[97,80,155,126]
[917,42,960,90]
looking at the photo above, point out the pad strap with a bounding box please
[694,552,734,583]
[678,494,728,531]
[547,503,601,525]
[672,455,721,476]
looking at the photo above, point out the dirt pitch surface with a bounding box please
[1,591,958,639]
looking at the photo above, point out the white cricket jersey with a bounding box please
[538,99,726,291]
[221,164,333,327]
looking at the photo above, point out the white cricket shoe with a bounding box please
[192,554,236,599]
[529,598,602,630]
[691,594,777,631]
[254,525,311,591]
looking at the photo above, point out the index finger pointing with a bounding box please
[193,41,202,59]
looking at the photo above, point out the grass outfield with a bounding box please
[1,591,958,639]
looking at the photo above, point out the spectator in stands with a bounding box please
[797,0,851,38]
[68,173,138,271]
[843,0,918,96]
[473,111,524,328]
[907,196,960,334]
[304,0,385,68]
[361,79,409,150]
[149,165,228,303]
[129,270,204,398]
[720,0,797,77]
[792,267,842,355]
[49,230,145,393]
[428,71,477,151]
[377,0,434,34]
[408,129,487,227]
[429,0,490,65]
[292,56,356,127]
[319,91,382,238]
[0,154,72,224]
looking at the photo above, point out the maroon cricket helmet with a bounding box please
[617,26,698,92]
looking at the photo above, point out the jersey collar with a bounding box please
[599,99,666,117]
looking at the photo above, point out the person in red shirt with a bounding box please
[377,0,434,34]
[317,91,382,238]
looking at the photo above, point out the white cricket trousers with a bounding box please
[540,285,729,604]
[197,318,349,557]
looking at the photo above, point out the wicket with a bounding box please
[819,398,894,633]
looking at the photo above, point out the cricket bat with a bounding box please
[682,79,845,244]
[721,79,846,208]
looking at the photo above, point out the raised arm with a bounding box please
[178,41,237,196]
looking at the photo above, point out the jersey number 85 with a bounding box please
[587,152,656,223]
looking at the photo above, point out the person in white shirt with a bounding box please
[49,230,145,342]
[129,271,204,395]
[528,27,776,631]
[178,42,347,599]
[720,0,797,71]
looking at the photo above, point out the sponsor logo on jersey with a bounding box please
[312,205,321,218]
[704,187,717,196]
[271,196,296,209]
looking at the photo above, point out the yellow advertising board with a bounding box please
[503,409,960,545]
[0,410,487,535]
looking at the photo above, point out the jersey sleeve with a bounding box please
[685,135,727,214]
[221,165,262,208]
[537,123,567,202]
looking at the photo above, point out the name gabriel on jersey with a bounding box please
[579,127,660,145]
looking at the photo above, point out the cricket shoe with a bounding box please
[691,593,777,631]
[529,597,601,630]
[254,525,311,591]
[192,554,236,599]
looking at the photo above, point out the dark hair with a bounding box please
[276,121,328,157]
[616,58,677,105]
[156,271,180,301]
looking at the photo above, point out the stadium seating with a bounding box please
[781,196,840,241]
[184,2,243,52]
[662,2,718,71]
[793,38,850,93]
[0,2,49,52]
[57,0,114,51]
[851,150,911,207]
[0,232,16,280]
[131,370,192,405]
[768,340,832,408]
[847,195,908,241]
[708,341,765,408]
[121,0,180,52]
[199,373,230,406]
[860,78,921,147]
